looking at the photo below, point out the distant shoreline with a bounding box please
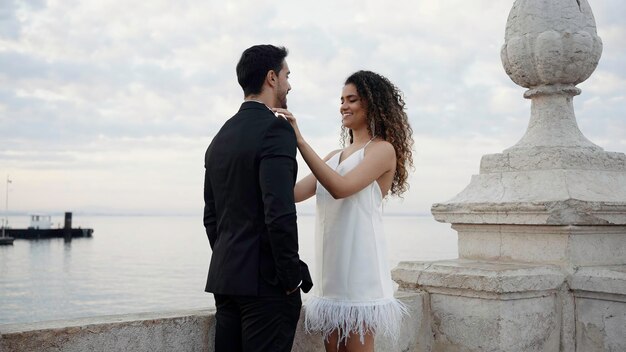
[3,211,432,218]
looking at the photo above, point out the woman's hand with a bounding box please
[272,108,304,144]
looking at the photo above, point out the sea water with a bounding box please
[0,214,457,324]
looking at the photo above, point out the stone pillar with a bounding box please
[393,1,626,351]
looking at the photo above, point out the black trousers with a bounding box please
[213,291,302,352]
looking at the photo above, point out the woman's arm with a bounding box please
[294,150,342,202]
[297,139,395,199]
[294,173,316,202]
[275,108,395,199]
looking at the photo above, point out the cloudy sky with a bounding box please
[0,0,624,216]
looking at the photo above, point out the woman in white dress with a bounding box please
[274,70,414,351]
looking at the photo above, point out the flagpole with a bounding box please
[2,175,9,238]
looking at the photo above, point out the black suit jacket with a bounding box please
[203,101,312,296]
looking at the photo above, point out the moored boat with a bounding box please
[0,212,93,240]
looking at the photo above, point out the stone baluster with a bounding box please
[393,0,626,350]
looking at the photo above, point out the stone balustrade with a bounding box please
[0,292,430,352]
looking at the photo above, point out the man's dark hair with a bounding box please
[236,45,288,97]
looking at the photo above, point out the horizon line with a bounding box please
[2,210,433,218]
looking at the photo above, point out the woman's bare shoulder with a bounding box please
[367,139,395,156]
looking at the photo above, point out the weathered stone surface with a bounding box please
[454,224,626,267]
[570,265,626,296]
[570,266,626,351]
[480,149,626,173]
[432,172,626,225]
[430,293,560,352]
[575,297,626,352]
[392,263,565,352]
[505,94,601,151]
[420,0,626,350]
[501,0,602,92]
[432,0,626,229]
[393,260,565,297]
[392,261,626,352]
[0,310,214,352]
[0,292,428,352]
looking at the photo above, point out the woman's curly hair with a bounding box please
[341,70,414,197]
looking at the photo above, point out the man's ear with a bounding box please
[266,70,277,88]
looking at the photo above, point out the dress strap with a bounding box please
[363,137,375,149]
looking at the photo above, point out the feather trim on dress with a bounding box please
[304,295,408,344]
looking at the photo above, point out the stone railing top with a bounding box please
[393,260,566,296]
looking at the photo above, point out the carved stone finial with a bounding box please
[500,0,603,151]
[432,0,626,226]
[501,0,602,96]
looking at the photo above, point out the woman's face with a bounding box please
[340,83,367,130]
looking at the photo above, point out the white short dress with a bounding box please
[304,141,407,343]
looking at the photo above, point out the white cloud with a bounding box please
[581,69,626,96]
[488,86,527,115]
[0,0,624,215]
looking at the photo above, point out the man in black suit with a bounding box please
[203,44,312,352]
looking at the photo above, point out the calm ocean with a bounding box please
[0,214,457,325]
